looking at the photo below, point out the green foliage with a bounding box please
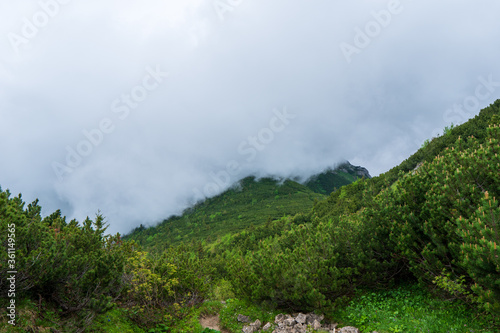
[433,270,472,303]
[1,100,499,332]
[384,99,500,188]
[209,279,235,302]
[420,138,430,149]
[218,298,280,333]
[148,324,170,333]
[0,188,212,331]
[443,123,455,136]
[333,284,496,333]
[379,124,500,311]
[124,177,325,251]
[121,250,179,325]
[210,100,500,319]
[89,308,146,333]
[0,191,129,331]
[304,162,370,195]
[227,210,398,311]
[121,243,214,327]
[458,190,500,313]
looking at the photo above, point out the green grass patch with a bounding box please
[124,177,325,251]
[219,298,281,333]
[89,308,146,333]
[331,284,498,333]
[166,300,223,333]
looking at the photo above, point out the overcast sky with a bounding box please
[1,0,500,234]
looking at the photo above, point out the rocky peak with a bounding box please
[304,161,372,195]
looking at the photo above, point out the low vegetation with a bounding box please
[1,100,499,332]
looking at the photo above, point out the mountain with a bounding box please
[124,176,325,250]
[304,161,371,195]
[3,101,499,332]
[124,162,370,250]
[223,100,500,312]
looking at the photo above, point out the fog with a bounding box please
[1,0,499,233]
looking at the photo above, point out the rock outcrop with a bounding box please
[238,312,365,333]
[304,160,372,195]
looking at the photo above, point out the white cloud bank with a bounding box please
[1,0,499,233]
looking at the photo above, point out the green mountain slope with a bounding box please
[222,100,500,312]
[124,176,326,251]
[2,101,498,332]
[311,100,500,221]
[304,161,371,195]
[383,99,500,185]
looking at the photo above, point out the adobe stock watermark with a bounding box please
[7,0,73,55]
[213,0,244,21]
[340,0,405,64]
[6,223,16,326]
[192,107,296,201]
[51,65,168,182]
[188,0,244,48]
[415,74,500,147]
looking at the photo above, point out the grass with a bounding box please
[124,176,325,251]
[94,300,225,333]
[4,286,498,333]
[330,284,498,333]
[305,167,367,195]
[89,308,148,333]
[219,298,281,333]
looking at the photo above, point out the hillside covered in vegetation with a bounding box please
[125,161,371,252]
[1,100,499,332]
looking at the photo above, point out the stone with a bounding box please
[294,323,307,333]
[295,313,307,324]
[312,319,322,330]
[306,313,323,324]
[238,314,251,323]
[262,322,272,331]
[275,314,286,324]
[330,323,338,329]
[242,325,257,333]
[284,318,296,326]
[338,326,360,333]
[251,319,262,328]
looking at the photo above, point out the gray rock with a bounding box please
[295,313,307,324]
[306,313,324,324]
[275,313,286,324]
[328,323,338,330]
[294,323,307,333]
[338,326,360,333]
[312,319,322,330]
[284,318,296,326]
[251,319,262,328]
[238,314,251,323]
[262,322,272,331]
[242,325,257,333]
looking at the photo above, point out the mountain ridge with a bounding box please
[124,161,371,249]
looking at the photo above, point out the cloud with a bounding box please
[1,0,500,234]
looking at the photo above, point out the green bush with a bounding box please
[378,123,500,313]
[0,191,129,330]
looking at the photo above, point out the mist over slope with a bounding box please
[1,1,500,234]
[124,160,370,248]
